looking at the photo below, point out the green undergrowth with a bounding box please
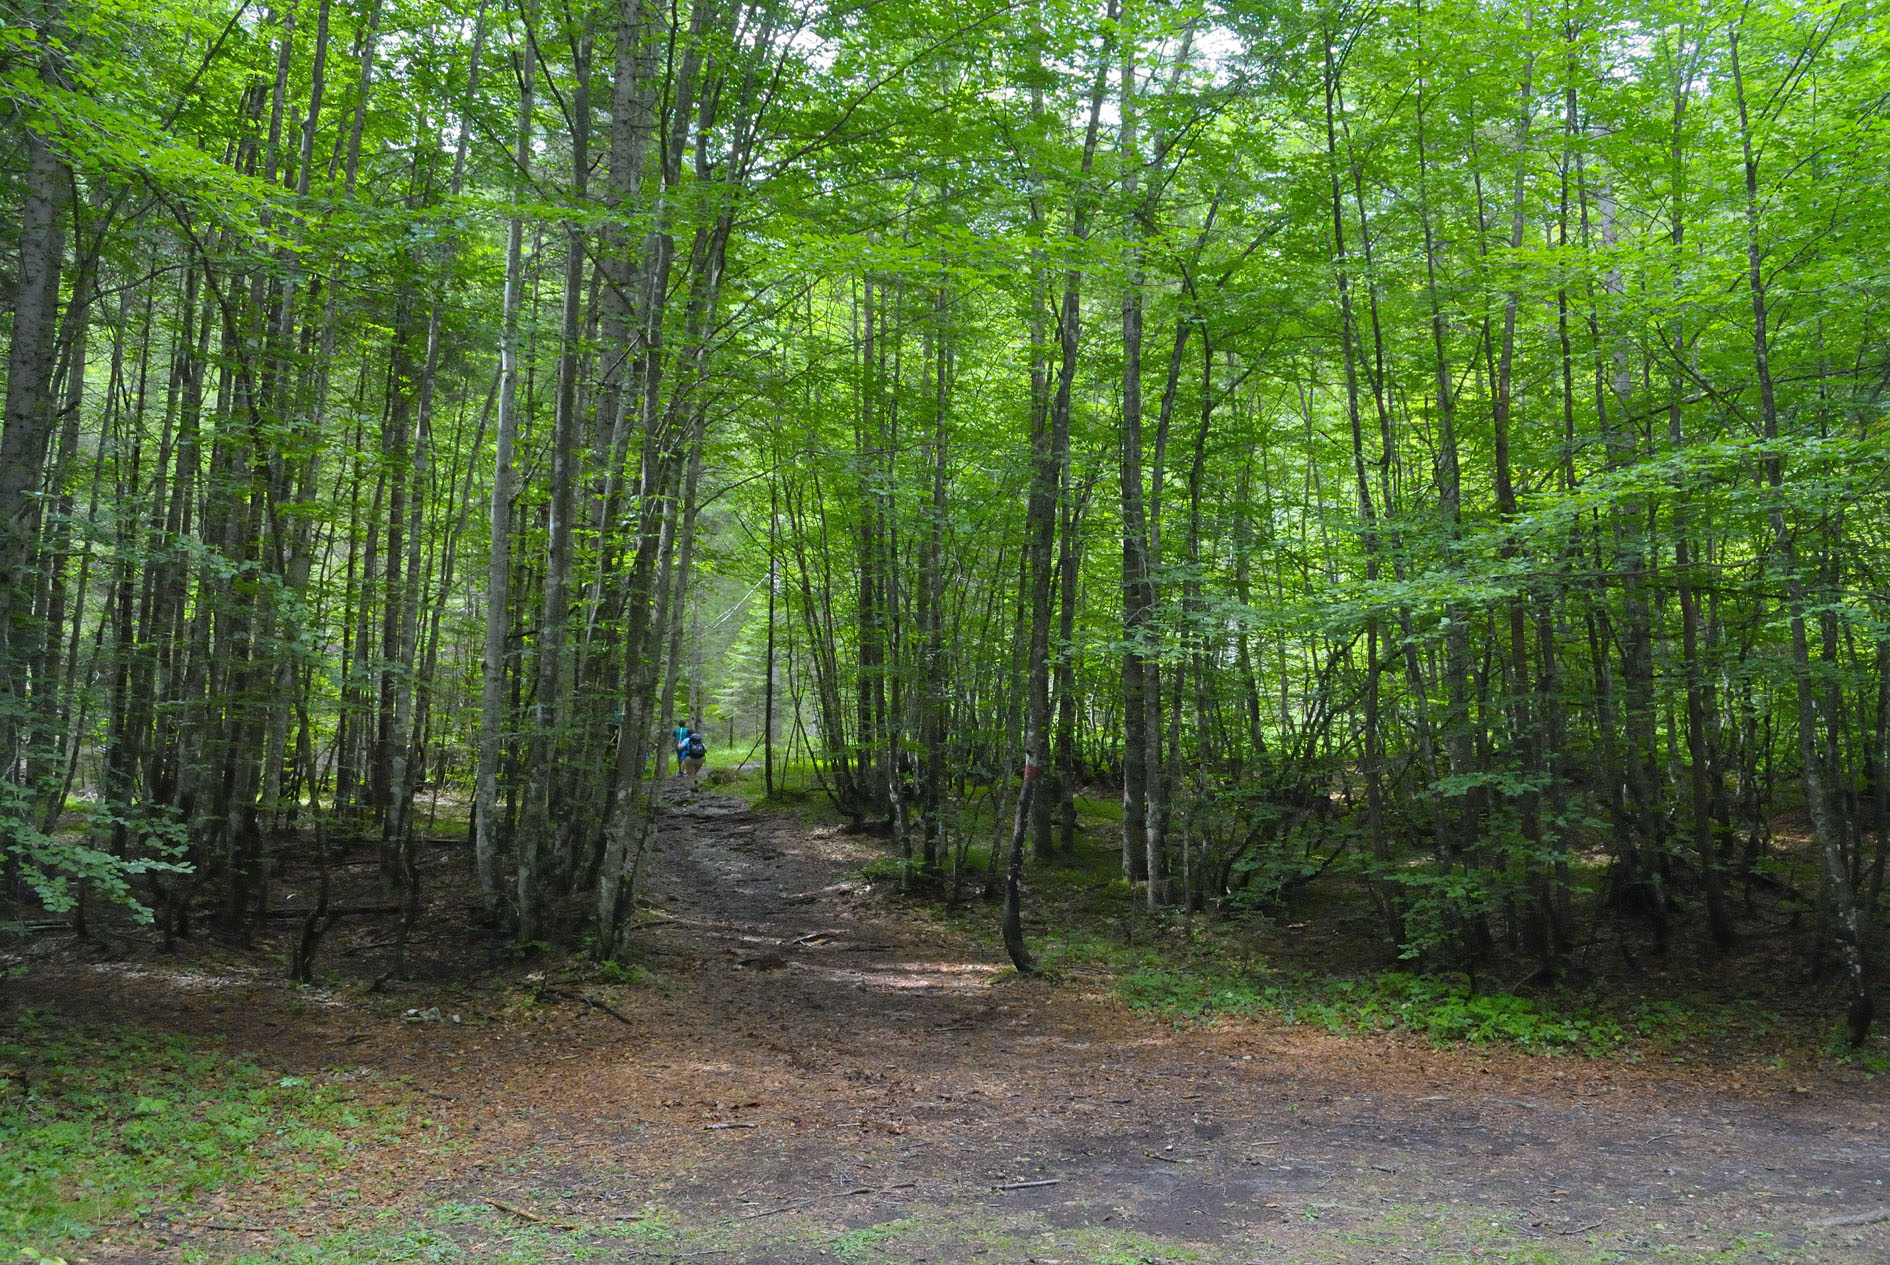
[934,803,1834,1060]
[0,1010,406,1261]
[187,1197,1881,1265]
[1114,958,1631,1052]
[1033,932,1841,1059]
[190,1201,681,1265]
[719,756,846,821]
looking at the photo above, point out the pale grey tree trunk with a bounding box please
[477,5,535,923]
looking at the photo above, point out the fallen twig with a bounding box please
[1561,1221,1606,1236]
[994,1179,1062,1191]
[486,1198,579,1230]
[1149,1152,1191,1165]
[705,1121,758,1130]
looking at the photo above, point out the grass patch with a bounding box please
[712,755,847,823]
[0,1010,405,1261]
[1112,962,1630,1052]
[834,1217,915,1261]
[1092,946,1812,1059]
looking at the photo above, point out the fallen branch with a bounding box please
[994,1179,1062,1191]
[486,1198,579,1230]
[782,881,861,903]
[537,987,635,1026]
[259,904,401,920]
[734,1187,874,1221]
[1813,1206,1890,1229]
[1744,869,1807,902]
[705,1121,758,1130]
[342,936,433,955]
[579,993,636,1025]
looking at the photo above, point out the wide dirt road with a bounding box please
[29,790,1890,1263]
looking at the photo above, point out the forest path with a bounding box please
[20,788,1890,1264]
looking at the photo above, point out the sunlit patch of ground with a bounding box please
[790,957,1002,993]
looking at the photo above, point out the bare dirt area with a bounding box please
[8,790,1890,1264]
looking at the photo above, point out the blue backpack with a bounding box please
[687,731,707,759]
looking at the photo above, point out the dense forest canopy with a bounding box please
[2,0,1886,1041]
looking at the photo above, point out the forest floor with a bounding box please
[6,786,1890,1265]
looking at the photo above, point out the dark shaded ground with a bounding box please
[8,788,1890,1263]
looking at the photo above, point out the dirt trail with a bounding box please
[19,790,1890,1263]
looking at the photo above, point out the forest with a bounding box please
[3,0,1887,1053]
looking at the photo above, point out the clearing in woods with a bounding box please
[9,790,1890,1264]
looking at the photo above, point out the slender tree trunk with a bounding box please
[1664,47,1732,948]
[1006,0,1117,967]
[920,285,951,872]
[1324,28,1411,947]
[526,11,592,906]
[1414,63,1479,881]
[478,10,536,925]
[1117,37,1153,886]
[1053,477,1082,857]
[1731,26,1870,1043]
[1486,45,1556,967]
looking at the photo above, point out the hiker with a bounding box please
[673,721,690,776]
[681,723,708,791]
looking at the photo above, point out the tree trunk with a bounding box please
[477,7,536,925]
[1,118,68,781]
[1118,37,1152,884]
[1005,0,1118,968]
[1731,25,1870,1044]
